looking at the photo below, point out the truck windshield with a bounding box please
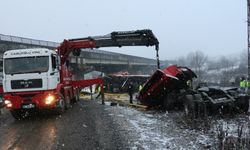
[4,56,49,75]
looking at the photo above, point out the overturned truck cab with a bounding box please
[138,65,196,109]
[138,65,249,117]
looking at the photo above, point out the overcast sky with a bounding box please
[0,0,247,60]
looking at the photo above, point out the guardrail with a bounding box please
[0,34,59,48]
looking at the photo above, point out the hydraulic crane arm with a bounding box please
[57,29,160,68]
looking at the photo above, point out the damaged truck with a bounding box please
[138,65,249,117]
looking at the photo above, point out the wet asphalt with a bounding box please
[0,100,131,150]
[0,98,249,150]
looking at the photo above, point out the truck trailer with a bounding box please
[138,65,249,117]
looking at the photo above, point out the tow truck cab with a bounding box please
[2,48,61,109]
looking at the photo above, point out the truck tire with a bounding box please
[163,95,173,110]
[242,98,249,113]
[65,95,71,110]
[10,110,24,120]
[236,96,249,113]
[184,95,195,117]
[194,94,202,101]
[55,94,65,115]
[193,94,206,117]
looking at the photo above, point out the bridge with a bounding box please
[0,33,159,73]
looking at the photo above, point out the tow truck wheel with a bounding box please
[55,94,65,115]
[65,95,71,110]
[10,109,24,120]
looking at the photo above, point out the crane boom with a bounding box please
[57,29,160,68]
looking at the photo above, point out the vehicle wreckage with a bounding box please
[138,65,249,117]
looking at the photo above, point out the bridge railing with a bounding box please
[0,34,59,48]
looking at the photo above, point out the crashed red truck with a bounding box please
[1,29,159,119]
[138,65,249,117]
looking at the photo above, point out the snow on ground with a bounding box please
[105,105,221,149]
[210,115,250,138]
[104,103,250,149]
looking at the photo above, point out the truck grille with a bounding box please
[11,79,42,89]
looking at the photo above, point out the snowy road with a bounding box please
[105,102,250,149]
[0,99,249,149]
[106,105,215,149]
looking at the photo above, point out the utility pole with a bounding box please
[248,0,250,77]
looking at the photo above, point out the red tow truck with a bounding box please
[2,29,159,119]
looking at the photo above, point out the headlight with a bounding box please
[45,95,55,105]
[4,100,11,105]
[4,100,12,108]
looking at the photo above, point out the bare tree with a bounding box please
[237,50,248,75]
[218,56,237,86]
[239,50,247,65]
[172,50,245,86]
[187,50,207,82]
[175,56,188,66]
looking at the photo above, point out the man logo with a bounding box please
[20,81,32,88]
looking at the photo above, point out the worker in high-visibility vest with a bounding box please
[128,82,134,104]
[240,78,247,92]
[96,85,102,99]
[243,79,248,88]
[246,78,250,93]
[247,78,250,88]
[139,84,143,92]
[240,81,244,87]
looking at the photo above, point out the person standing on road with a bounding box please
[246,77,250,93]
[240,77,247,92]
[128,82,134,104]
[243,78,248,92]
[96,85,101,99]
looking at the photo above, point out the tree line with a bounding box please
[171,50,248,87]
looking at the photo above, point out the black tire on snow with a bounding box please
[163,95,173,110]
[55,94,66,115]
[10,109,25,120]
[193,94,206,117]
[237,96,249,113]
[243,98,249,113]
[184,94,195,117]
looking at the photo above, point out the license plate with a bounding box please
[22,104,35,109]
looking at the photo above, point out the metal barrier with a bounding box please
[0,34,59,48]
